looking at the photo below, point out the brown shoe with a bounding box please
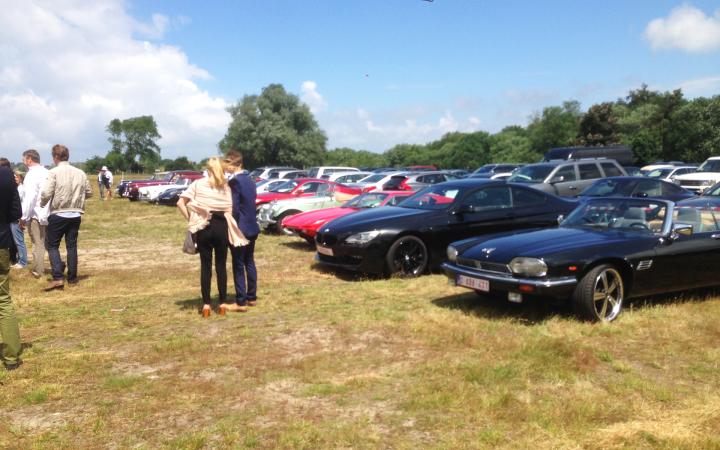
[44,280,64,291]
[247,300,257,307]
[224,304,248,313]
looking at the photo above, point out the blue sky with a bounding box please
[1,1,719,163]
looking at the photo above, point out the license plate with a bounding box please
[317,245,334,256]
[457,274,489,292]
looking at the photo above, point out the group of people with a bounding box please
[0,145,92,371]
[177,150,259,317]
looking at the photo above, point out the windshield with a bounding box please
[269,180,298,193]
[308,167,319,178]
[646,168,673,178]
[249,169,263,178]
[703,183,720,196]
[473,165,494,174]
[342,193,389,208]
[563,199,667,234]
[697,159,720,173]
[398,185,462,210]
[581,179,634,197]
[507,165,555,183]
[359,174,386,183]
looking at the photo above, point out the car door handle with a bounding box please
[568,186,577,190]
[712,233,720,240]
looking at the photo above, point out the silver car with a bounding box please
[507,159,627,196]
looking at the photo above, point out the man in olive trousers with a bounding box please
[0,163,22,370]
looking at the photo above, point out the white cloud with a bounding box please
[300,80,327,114]
[676,75,720,95]
[645,5,720,52]
[0,0,229,163]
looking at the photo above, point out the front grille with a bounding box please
[315,232,338,247]
[681,180,710,187]
[457,257,511,274]
[317,253,362,266]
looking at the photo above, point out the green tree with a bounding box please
[527,100,582,153]
[578,102,620,146]
[219,84,327,168]
[105,116,162,172]
[163,156,197,171]
[490,126,538,163]
[325,148,387,168]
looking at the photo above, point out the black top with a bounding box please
[0,166,21,249]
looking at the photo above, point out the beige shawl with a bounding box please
[180,178,249,247]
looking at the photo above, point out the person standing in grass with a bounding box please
[20,149,50,279]
[0,162,22,370]
[40,145,92,291]
[223,150,260,313]
[176,157,248,317]
[11,171,28,269]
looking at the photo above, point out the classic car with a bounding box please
[282,191,413,244]
[314,179,577,277]
[578,176,694,202]
[117,171,169,197]
[139,175,203,202]
[157,186,188,206]
[257,184,344,233]
[442,197,720,322]
[124,170,202,201]
[255,178,361,208]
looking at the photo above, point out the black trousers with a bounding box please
[46,214,81,282]
[195,215,228,304]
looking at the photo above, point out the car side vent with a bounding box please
[636,260,653,271]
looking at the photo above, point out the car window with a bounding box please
[315,183,331,195]
[578,163,602,180]
[673,206,720,233]
[554,165,577,182]
[301,182,322,193]
[511,187,546,207]
[386,195,407,206]
[633,179,662,197]
[662,181,684,195]
[601,162,624,177]
[462,186,512,211]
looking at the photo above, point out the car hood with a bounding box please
[459,227,653,263]
[674,172,720,181]
[320,206,432,233]
[677,196,720,207]
[283,207,355,228]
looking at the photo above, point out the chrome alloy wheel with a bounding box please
[592,268,624,321]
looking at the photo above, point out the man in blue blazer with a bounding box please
[225,151,260,312]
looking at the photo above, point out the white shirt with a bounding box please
[99,170,114,185]
[22,164,50,224]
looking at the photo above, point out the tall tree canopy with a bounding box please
[105,116,162,172]
[219,84,327,168]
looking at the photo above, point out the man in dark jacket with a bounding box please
[224,151,260,312]
[0,163,22,370]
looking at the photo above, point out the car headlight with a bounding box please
[345,230,381,245]
[702,180,714,186]
[447,245,458,263]
[509,257,547,277]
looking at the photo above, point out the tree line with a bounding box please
[87,83,720,173]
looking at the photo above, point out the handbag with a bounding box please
[182,231,197,255]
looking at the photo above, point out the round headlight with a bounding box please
[447,245,458,263]
[509,257,547,277]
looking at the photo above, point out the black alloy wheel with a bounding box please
[385,236,428,277]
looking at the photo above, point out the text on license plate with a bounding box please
[317,245,334,256]
[457,274,489,292]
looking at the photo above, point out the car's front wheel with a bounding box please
[385,235,428,277]
[572,264,624,322]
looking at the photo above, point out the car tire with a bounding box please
[385,235,428,277]
[274,211,298,235]
[572,264,624,322]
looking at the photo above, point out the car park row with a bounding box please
[120,156,720,323]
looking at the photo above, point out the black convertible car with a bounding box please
[315,179,577,276]
[443,197,720,322]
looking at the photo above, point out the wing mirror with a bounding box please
[666,223,693,242]
[549,175,565,184]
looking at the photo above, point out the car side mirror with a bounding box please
[549,175,565,184]
[667,223,693,241]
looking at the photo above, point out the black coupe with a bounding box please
[443,197,720,322]
[314,179,577,276]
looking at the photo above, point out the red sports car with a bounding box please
[281,191,413,244]
[255,178,361,208]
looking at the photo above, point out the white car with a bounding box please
[350,171,407,192]
[139,178,195,202]
[672,157,720,193]
[307,166,359,179]
[644,165,696,182]
[256,179,288,194]
[326,171,373,184]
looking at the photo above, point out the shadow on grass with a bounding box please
[628,286,720,310]
[310,262,384,282]
[432,292,572,325]
[280,241,315,251]
[175,297,221,313]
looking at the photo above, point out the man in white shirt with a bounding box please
[99,166,113,200]
[19,149,49,278]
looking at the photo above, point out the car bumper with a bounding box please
[314,242,386,274]
[441,262,577,297]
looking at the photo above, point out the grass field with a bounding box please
[1,183,720,449]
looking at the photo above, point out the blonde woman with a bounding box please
[177,158,248,317]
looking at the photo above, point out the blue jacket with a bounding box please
[0,166,21,250]
[229,171,260,238]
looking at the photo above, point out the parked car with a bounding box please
[124,170,202,201]
[471,164,524,179]
[640,161,688,174]
[156,186,188,206]
[255,178,361,208]
[249,166,297,181]
[443,197,720,322]
[326,171,373,184]
[400,171,460,190]
[349,172,407,192]
[282,191,413,244]
[644,165,697,182]
[623,166,643,176]
[266,168,307,180]
[256,179,289,194]
[117,171,169,197]
[672,157,720,193]
[447,169,470,178]
[676,182,720,208]
[307,166,359,179]
[543,145,634,166]
[314,179,577,277]
[139,175,203,202]
[578,177,694,202]
[257,183,345,233]
[507,159,627,196]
